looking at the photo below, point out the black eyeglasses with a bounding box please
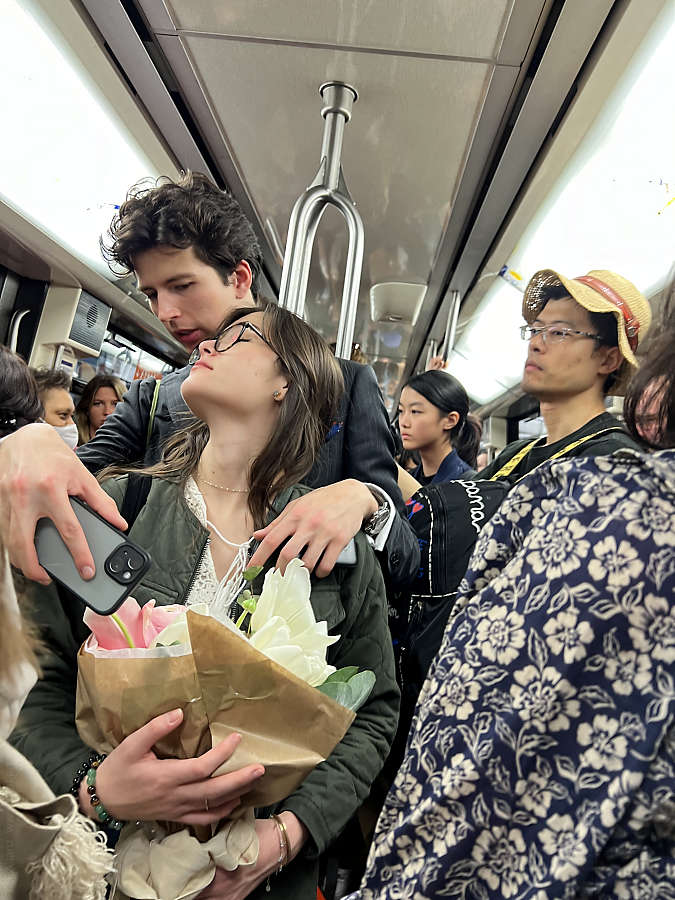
[519,324,602,345]
[188,321,274,365]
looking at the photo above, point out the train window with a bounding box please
[77,333,174,387]
[444,2,675,408]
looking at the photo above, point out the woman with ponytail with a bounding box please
[397,370,478,484]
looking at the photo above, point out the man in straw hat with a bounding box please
[476,268,651,485]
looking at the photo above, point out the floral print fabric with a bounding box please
[358,449,675,899]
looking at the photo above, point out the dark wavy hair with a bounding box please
[101,172,263,294]
[404,370,480,467]
[624,277,674,449]
[103,302,344,528]
[0,346,43,438]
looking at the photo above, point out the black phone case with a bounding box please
[35,498,152,615]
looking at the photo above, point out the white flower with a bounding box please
[577,715,627,771]
[515,771,552,818]
[628,595,675,663]
[393,835,426,878]
[603,651,652,696]
[431,660,480,721]
[509,665,580,732]
[600,771,643,827]
[539,814,588,880]
[544,609,594,663]
[526,517,590,580]
[588,537,644,588]
[472,826,527,897]
[248,558,339,685]
[475,606,526,665]
[416,800,469,855]
[441,753,480,799]
[620,493,675,546]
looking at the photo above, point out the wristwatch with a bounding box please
[363,487,391,539]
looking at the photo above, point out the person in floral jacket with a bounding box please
[355,293,675,898]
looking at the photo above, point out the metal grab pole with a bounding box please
[440,291,461,361]
[278,82,365,360]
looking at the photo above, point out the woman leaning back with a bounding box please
[11,303,399,900]
[355,281,675,898]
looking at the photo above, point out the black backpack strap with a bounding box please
[120,473,152,531]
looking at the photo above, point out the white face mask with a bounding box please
[54,422,79,450]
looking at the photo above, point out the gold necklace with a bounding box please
[198,475,249,494]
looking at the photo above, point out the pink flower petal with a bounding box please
[142,602,184,646]
[83,596,145,649]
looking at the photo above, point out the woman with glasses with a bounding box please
[12,303,399,900]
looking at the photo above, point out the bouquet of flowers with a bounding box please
[75,558,374,900]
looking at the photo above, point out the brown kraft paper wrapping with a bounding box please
[76,610,355,808]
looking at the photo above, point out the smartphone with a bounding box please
[35,497,152,615]
[336,538,357,566]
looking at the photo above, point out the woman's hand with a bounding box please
[79,709,265,826]
[197,813,309,900]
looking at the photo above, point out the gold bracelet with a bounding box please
[272,814,290,869]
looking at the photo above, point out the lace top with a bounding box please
[183,476,252,619]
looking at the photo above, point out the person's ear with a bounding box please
[232,260,253,297]
[441,411,460,433]
[597,345,622,376]
[272,384,289,402]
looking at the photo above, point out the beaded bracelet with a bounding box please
[86,760,124,831]
[70,750,106,799]
[69,751,124,831]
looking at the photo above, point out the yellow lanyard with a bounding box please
[489,427,623,483]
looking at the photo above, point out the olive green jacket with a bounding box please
[11,476,399,900]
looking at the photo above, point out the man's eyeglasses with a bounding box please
[519,324,602,345]
[188,321,274,365]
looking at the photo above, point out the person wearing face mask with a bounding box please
[31,368,78,450]
[0,346,43,444]
[73,374,126,445]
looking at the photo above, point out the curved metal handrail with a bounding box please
[278,82,364,360]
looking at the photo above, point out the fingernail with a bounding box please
[81,566,95,580]
[253,767,265,778]
[167,708,183,725]
[233,733,242,744]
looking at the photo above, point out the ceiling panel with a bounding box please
[162,0,512,59]
[170,34,494,345]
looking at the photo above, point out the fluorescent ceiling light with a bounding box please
[0,0,162,277]
[458,2,675,406]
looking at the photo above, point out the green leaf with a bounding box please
[324,666,359,683]
[346,671,376,712]
[316,680,354,708]
[243,565,263,582]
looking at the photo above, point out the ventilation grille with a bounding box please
[68,291,111,352]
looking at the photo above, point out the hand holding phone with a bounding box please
[35,497,151,615]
